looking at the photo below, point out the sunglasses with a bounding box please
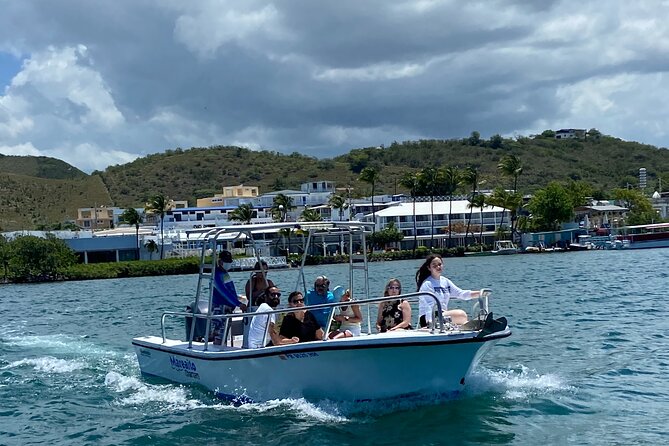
[290,298,305,304]
[270,292,282,298]
[388,285,400,290]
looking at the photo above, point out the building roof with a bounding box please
[373,200,507,217]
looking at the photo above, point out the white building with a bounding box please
[367,199,511,249]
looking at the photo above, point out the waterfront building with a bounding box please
[367,199,511,249]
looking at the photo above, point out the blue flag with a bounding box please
[212,268,242,309]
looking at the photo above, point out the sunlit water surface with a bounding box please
[1,249,668,445]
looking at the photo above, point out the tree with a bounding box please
[461,166,480,247]
[271,194,295,222]
[368,221,404,250]
[359,166,381,232]
[398,172,420,253]
[441,166,461,247]
[120,207,143,260]
[7,235,77,282]
[229,203,255,224]
[145,194,172,260]
[498,154,524,238]
[300,208,322,221]
[526,182,574,231]
[489,134,504,149]
[488,188,522,236]
[467,193,486,246]
[613,188,658,225]
[328,194,347,221]
[0,235,10,282]
[418,167,441,249]
[468,131,481,146]
[144,239,159,260]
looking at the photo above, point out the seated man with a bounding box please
[279,291,324,343]
[304,275,335,328]
[247,286,298,348]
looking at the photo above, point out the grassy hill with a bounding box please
[0,172,112,231]
[1,132,668,231]
[0,154,88,180]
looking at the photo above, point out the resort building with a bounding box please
[367,199,511,249]
[196,185,259,207]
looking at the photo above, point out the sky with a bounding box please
[1,0,668,173]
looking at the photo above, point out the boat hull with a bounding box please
[133,330,509,402]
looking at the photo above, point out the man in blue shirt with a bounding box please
[305,275,335,328]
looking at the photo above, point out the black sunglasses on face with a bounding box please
[270,292,281,298]
[290,298,304,304]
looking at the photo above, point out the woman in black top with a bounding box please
[376,278,412,332]
[279,291,324,343]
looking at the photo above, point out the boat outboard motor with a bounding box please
[185,299,210,341]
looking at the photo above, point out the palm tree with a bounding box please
[300,208,323,221]
[468,193,486,247]
[120,207,143,260]
[359,166,380,232]
[441,166,461,247]
[271,193,295,222]
[398,172,420,253]
[328,194,347,221]
[418,167,440,249]
[144,239,159,260]
[498,154,523,238]
[461,166,479,247]
[488,188,522,238]
[229,203,255,224]
[278,227,292,257]
[145,194,172,259]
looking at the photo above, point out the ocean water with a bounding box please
[1,249,668,445]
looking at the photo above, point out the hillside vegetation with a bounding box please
[1,132,668,231]
[0,172,111,231]
[0,154,87,180]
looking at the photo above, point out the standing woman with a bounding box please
[415,254,480,327]
[376,279,412,332]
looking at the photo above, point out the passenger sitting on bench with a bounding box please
[247,286,298,348]
[279,291,323,343]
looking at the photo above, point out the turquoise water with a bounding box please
[1,250,668,445]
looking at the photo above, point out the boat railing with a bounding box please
[159,288,493,350]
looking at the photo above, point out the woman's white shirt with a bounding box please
[418,276,472,323]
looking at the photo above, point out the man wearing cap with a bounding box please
[305,275,336,328]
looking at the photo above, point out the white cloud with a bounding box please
[172,2,287,58]
[0,142,41,156]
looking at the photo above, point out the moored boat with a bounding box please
[132,222,511,403]
[613,222,669,249]
[491,240,518,255]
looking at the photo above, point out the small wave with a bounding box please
[467,365,573,400]
[3,333,119,357]
[4,356,87,373]
[105,371,206,410]
[236,398,348,423]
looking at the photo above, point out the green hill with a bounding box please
[1,132,668,231]
[0,154,88,180]
[0,172,112,231]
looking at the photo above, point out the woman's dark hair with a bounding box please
[415,254,442,291]
[288,291,303,303]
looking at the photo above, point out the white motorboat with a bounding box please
[132,222,510,403]
[491,240,518,255]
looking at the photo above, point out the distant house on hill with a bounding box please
[555,128,586,139]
